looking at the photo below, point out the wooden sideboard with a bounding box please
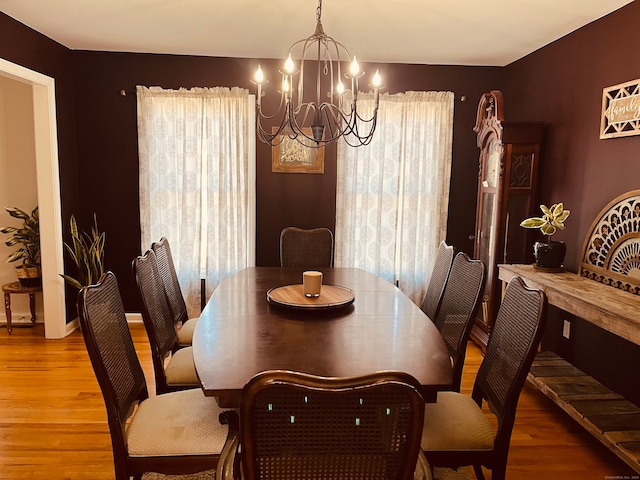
[498,264,640,473]
[498,264,640,346]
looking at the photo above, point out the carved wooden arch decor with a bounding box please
[579,190,640,295]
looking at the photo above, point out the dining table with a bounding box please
[192,267,453,408]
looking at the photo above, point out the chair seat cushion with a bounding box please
[165,346,199,386]
[177,316,198,345]
[421,391,496,451]
[127,388,228,456]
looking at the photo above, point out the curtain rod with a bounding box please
[120,89,467,101]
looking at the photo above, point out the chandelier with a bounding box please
[252,0,383,148]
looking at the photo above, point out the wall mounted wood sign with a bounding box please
[271,127,325,174]
[600,78,640,139]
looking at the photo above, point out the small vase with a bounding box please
[533,241,566,270]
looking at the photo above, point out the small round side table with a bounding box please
[2,281,41,334]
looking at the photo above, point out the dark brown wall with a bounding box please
[0,13,79,215]
[70,51,501,308]
[256,61,504,267]
[504,1,640,269]
[503,1,640,405]
[71,53,254,309]
[0,12,80,319]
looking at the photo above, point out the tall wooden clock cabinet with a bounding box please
[471,90,545,349]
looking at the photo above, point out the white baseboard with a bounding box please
[65,313,143,326]
[3,312,144,335]
[1,315,41,325]
[64,313,142,335]
[66,317,79,335]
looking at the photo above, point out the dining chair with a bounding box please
[133,249,200,394]
[432,251,485,392]
[279,226,334,268]
[420,240,456,321]
[421,276,547,480]
[218,370,432,480]
[77,271,238,480]
[152,237,198,346]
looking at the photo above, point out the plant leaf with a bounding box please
[556,210,570,223]
[551,203,564,216]
[520,217,546,228]
[540,224,557,236]
[540,204,552,217]
[59,274,83,291]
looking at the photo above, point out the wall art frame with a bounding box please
[600,78,640,139]
[271,128,325,174]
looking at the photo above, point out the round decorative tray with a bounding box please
[266,284,355,310]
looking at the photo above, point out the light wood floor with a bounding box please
[0,323,636,479]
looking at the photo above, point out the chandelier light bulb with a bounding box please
[350,56,360,76]
[282,77,290,93]
[372,70,382,88]
[284,55,295,74]
[336,80,345,95]
[254,65,264,84]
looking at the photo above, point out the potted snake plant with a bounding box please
[0,206,41,287]
[520,203,570,269]
[61,213,106,290]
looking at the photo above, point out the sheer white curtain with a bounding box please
[137,86,255,316]
[335,91,454,304]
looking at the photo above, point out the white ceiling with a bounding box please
[0,0,634,66]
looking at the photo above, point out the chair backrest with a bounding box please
[420,241,455,320]
[432,252,485,391]
[152,237,188,326]
[279,227,334,268]
[133,249,180,393]
[239,370,425,480]
[77,271,148,473]
[473,276,546,460]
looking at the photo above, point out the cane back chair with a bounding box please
[420,241,455,321]
[152,237,199,346]
[133,249,199,393]
[279,227,334,268]
[219,370,432,480]
[421,276,547,480]
[78,271,237,480]
[432,251,485,392]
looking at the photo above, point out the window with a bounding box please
[137,86,255,315]
[335,91,454,303]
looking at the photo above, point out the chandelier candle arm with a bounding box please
[252,0,384,148]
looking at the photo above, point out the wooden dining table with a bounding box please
[192,267,453,407]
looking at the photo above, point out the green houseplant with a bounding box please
[61,214,106,290]
[520,203,570,269]
[0,206,41,287]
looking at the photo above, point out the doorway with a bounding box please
[0,58,68,339]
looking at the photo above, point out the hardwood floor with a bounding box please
[0,323,636,479]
